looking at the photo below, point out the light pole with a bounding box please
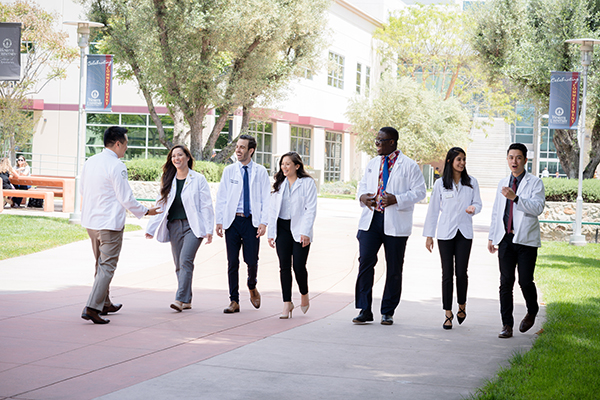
[565,38,600,245]
[63,21,104,224]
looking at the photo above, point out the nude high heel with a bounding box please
[280,302,294,319]
[300,293,310,314]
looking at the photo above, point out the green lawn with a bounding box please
[471,242,600,400]
[0,215,142,260]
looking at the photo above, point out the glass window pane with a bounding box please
[86,126,105,146]
[127,127,147,147]
[159,115,174,126]
[148,128,173,147]
[87,113,119,125]
[86,146,103,158]
[148,148,169,158]
[122,114,147,126]
[123,147,145,160]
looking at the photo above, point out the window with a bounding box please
[290,126,312,166]
[356,63,362,94]
[324,131,342,181]
[328,52,344,89]
[511,105,534,144]
[86,113,173,160]
[303,68,313,80]
[248,121,273,174]
[365,66,371,96]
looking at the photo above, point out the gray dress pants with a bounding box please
[86,228,124,311]
[168,219,203,303]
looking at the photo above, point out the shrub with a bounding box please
[321,180,358,195]
[543,177,600,203]
[125,157,226,183]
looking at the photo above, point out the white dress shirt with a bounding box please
[81,148,147,231]
[267,177,318,242]
[145,169,214,242]
[215,160,271,229]
[357,151,426,237]
[488,171,545,247]
[423,176,482,240]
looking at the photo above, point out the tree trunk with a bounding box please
[188,112,207,161]
[583,113,600,179]
[213,104,253,164]
[553,128,578,178]
[202,110,231,160]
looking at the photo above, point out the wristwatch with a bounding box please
[514,195,519,204]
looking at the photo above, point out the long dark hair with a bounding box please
[159,145,194,204]
[442,147,472,190]
[272,151,312,193]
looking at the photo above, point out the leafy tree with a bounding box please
[374,4,514,121]
[470,0,600,179]
[0,0,77,162]
[346,76,472,164]
[79,0,328,161]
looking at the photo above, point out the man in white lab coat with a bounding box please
[80,126,160,324]
[354,127,426,325]
[488,143,545,339]
[216,135,271,313]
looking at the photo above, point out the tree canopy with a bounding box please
[0,0,77,162]
[80,0,329,161]
[346,76,472,164]
[470,0,600,178]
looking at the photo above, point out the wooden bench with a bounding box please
[9,175,75,213]
[1,188,54,212]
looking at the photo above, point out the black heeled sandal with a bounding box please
[457,306,467,325]
[443,312,453,330]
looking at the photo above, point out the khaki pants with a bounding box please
[86,228,124,311]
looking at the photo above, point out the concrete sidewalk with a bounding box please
[0,192,542,400]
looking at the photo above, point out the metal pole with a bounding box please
[569,51,589,245]
[69,30,88,224]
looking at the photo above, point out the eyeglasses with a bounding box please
[375,138,393,145]
[17,159,24,162]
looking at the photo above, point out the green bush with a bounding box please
[543,177,600,203]
[321,180,358,195]
[125,157,226,183]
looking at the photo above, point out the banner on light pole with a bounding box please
[0,22,22,81]
[548,71,580,129]
[86,54,113,112]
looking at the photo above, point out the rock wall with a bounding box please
[541,202,600,242]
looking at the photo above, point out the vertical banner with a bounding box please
[86,54,113,112]
[0,22,22,80]
[548,71,580,129]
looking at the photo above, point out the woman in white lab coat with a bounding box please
[268,152,317,319]
[423,147,482,330]
[146,145,214,312]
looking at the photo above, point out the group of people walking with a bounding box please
[79,125,545,340]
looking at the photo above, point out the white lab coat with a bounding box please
[215,161,271,229]
[488,172,545,247]
[357,151,426,237]
[423,176,483,240]
[81,148,147,231]
[267,177,318,242]
[145,170,214,242]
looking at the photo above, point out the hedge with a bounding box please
[126,158,227,183]
[542,177,600,203]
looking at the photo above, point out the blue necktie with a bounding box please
[382,156,389,192]
[243,166,250,217]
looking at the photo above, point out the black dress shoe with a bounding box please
[457,306,466,325]
[100,303,123,315]
[352,310,374,324]
[498,325,513,338]
[519,313,536,333]
[381,314,393,325]
[81,307,110,324]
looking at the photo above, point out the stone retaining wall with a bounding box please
[541,202,600,242]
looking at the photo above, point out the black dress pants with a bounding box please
[355,211,408,316]
[275,218,310,302]
[437,230,472,310]
[225,215,259,303]
[498,233,539,327]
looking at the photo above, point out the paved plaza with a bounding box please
[0,190,542,399]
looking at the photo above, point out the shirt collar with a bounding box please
[510,170,526,186]
[103,148,118,158]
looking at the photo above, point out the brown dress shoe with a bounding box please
[249,288,261,309]
[519,313,536,333]
[223,301,240,313]
[81,307,110,324]
[498,325,513,338]
[100,303,123,315]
